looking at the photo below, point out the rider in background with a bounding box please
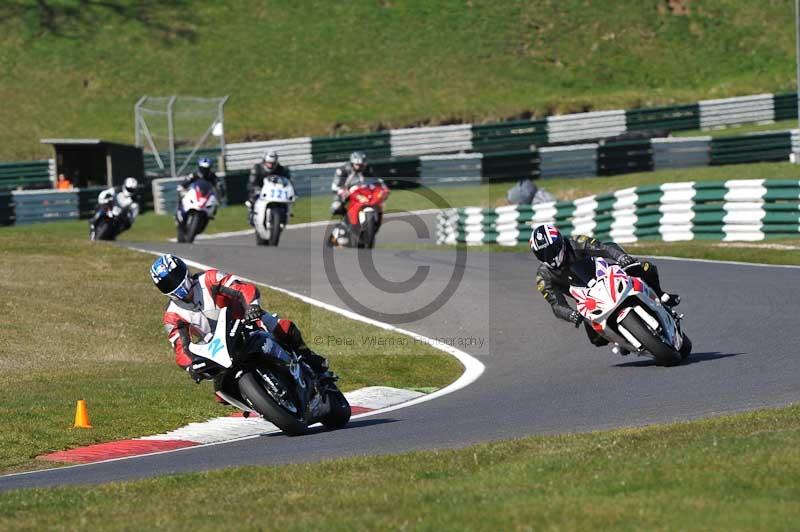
[247,150,292,225]
[330,151,378,215]
[149,254,330,401]
[180,157,225,200]
[91,177,140,233]
[530,224,680,353]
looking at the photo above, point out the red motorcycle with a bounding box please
[329,180,390,248]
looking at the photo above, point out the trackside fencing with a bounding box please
[436,179,800,245]
[223,91,800,169]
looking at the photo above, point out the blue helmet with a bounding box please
[198,157,213,169]
[150,254,192,301]
[530,224,567,269]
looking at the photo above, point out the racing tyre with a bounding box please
[620,312,682,367]
[364,217,377,249]
[94,220,114,241]
[185,212,203,244]
[320,389,351,430]
[679,333,692,360]
[268,206,284,247]
[238,372,308,436]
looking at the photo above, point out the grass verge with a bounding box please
[2,1,798,160]
[0,229,462,473]
[1,404,798,530]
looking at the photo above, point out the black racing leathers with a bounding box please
[248,163,292,204]
[535,235,667,325]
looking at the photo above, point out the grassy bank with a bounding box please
[0,228,461,473]
[1,404,798,530]
[1,1,797,160]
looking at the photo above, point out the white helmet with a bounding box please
[350,151,366,169]
[264,150,278,168]
[123,177,138,195]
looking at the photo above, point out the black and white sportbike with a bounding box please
[188,307,351,435]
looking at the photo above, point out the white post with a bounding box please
[166,96,177,177]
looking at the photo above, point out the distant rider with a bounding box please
[247,150,292,226]
[90,177,140,233]
[330,151,378,215]
[530,224,680,355]
[149,254,330,402]
[180,157,225,200]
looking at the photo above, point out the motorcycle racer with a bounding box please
[330,151,378,215]
[180,157,225,200]
[530,224,680,353]
[247,150,292,226]
[149,254,330,399]
[90,177,140,234]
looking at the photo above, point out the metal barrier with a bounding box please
[390,124,472,157]
[12,190,80,224]
[538,144,598,179]
[223,138,313,172]
[0,160,53,190]
[419,154,483,186]
[0,192,15,225]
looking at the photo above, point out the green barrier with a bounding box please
[471,119,547,153]
[773,92,798,122]
[481,149,539,183]
[311,132,391,164]
[625,103,700,133]
[710,132,791,165]
[597,139,653,176]
[78,187,105,219]
[0,192,14,225]
[0,160,51,190]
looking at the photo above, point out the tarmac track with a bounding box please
[2,213,799,491]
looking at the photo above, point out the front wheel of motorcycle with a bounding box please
[619,312,682,367]
[679,333,692,360]
[238,371,308,436]
[185,212,203,243]
[320,389,351,430]
[95,220,113,241]
[364,217,377,249]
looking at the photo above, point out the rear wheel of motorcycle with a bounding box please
[185,212,202,243]
[269,206,283,246]
[679,333,692,360]
[238,372,308,436]
[320,389,351,430]
[619,312,682,367]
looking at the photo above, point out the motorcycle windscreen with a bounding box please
[188,307,233,367]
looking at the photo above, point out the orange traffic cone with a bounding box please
[73,399,92,429]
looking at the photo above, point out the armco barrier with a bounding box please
[12,190,80,224]
[224,92,800,169]
[651,137,710,170]
[0,192,15,225]
[0,160,52,190]
[436,179,800,245]
[419,154,482,186]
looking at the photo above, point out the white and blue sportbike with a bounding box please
[249,176,295,246]
[188,307,350,436]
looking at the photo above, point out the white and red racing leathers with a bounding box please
[162,269,303,369]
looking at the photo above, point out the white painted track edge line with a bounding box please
[173,208,443,241]
[0,244,484,481]
[642,254,800,270]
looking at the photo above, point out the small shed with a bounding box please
[40,139,144,188]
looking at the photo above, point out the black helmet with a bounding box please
[530,224,567,269]
[150,254,192,301]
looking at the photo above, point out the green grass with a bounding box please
[1,1,798,160]
[0,229,462,473]
[1,404,798,530]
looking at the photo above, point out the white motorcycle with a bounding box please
[570,258,691,366]
[176,179,219,243]
[250,176,295,246]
